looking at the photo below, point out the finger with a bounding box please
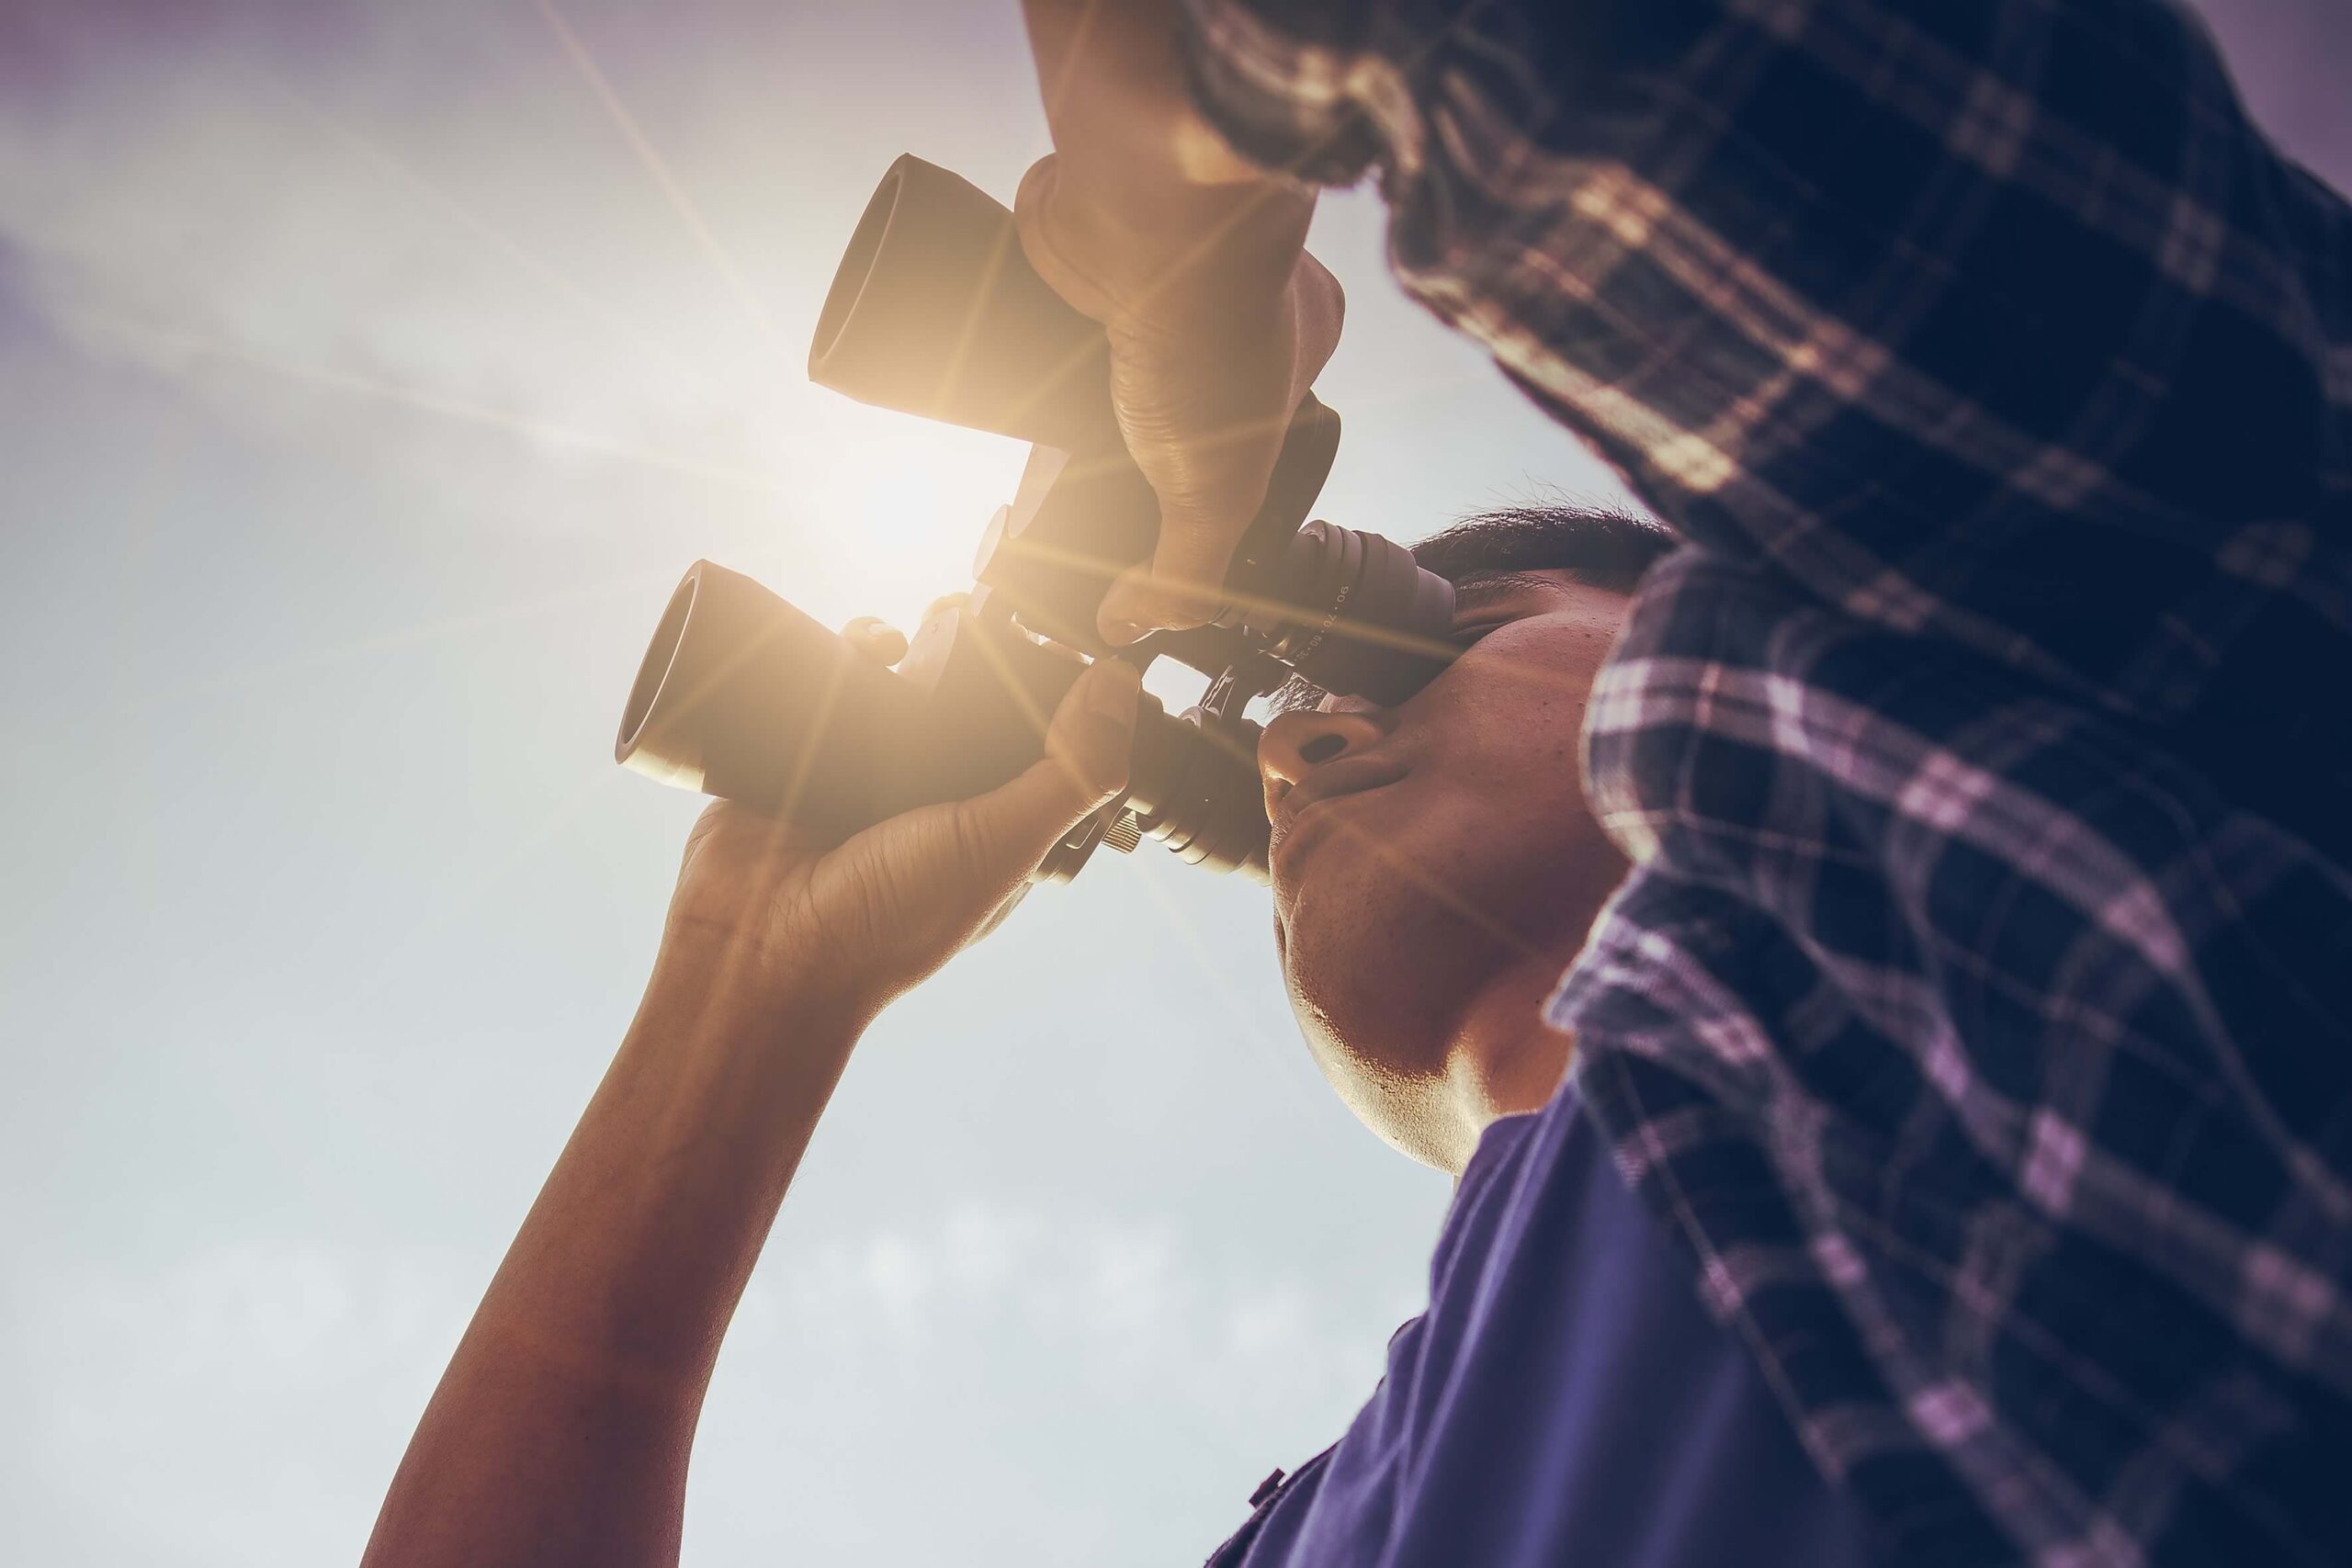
[1287,254,1344,396]
[800,659,1140,997]
[840,616,909,667]
[1096,281,1340,646]
[1097,555,1227,647]
[1097,415,1279,644]
[955,657,1141,882]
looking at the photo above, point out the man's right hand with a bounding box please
[651,652,1143,1032]
[1016,0,1342,647]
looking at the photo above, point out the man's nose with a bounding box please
[1259,707,1388,820]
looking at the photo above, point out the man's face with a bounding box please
[1256,569,1634,1164]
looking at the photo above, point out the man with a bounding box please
[367,1,2352,1564]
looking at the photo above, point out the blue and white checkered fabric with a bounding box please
[1181,1,2352,1562]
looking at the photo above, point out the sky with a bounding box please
[0,3,2344,1564]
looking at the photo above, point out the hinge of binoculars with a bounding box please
[1035,649,1280,884]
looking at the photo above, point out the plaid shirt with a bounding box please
[1180,1,2352,1563]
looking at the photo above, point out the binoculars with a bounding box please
[614,155,1458,882]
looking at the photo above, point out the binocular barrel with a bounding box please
[611,154,1464,886]
[809,155,1117,456]
[616,562,1269,877]
[808,155,1455,706]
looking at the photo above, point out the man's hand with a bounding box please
[363,650,1138,1568]
[1017,0,1342,646]
[655,649,1142,1026]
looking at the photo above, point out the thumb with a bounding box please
[1095,434,1278,644]
[956,658,1142,881]
[1094,264,1337,647]
[1287,254,1344,393]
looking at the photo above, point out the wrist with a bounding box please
[637,931,876,1060]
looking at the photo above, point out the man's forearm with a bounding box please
[362,963,862,1568]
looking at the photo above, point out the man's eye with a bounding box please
[1450,621,1506,649]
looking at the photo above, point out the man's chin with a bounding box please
[1272,852,1430,1030]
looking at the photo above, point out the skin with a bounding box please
[363,6,1634,1562]
[1260,570,1633,1171]
[1015,0,1341,643]
[363,652,1146,1568]
[361,580,1633,1568]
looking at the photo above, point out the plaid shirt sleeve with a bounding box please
[1177,2,2352,1564]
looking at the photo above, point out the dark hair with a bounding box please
[1266,504,1675,713]
[1409,504,1675,592]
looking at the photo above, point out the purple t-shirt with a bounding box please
[1208,1079,1878,1565]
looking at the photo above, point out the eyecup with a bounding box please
[1253,523,1456,705]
